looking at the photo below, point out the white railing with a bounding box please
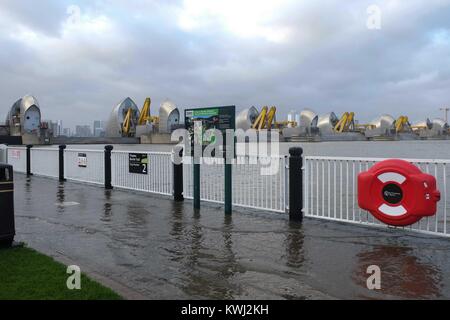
[183,155,288,213]
[64,149,104,185]
[111,151,173,196]
[6,146,27,173]
[6,145,287,213]
[304,156,450,237]
[30,148,59,178]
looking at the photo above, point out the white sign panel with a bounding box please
[78,153,87,168]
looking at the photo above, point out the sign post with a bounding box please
[193,163,200,209]
[224,162,232,215]
[185,106,236,214]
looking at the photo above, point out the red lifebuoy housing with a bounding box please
[358,159,440,226]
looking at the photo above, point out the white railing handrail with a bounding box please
[236,154,287,159]
[31,148,59,152]
[305,155,450,164]
[183,154,287,159]
[65,148,104,153]
[111,150,173,156]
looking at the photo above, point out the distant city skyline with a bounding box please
[40,119,105,137]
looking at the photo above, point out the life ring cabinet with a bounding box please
[358,159,441,226]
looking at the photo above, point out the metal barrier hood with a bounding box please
[105,97,140,137]
[236,107,259,130]
[431,118,449,135]
[299,109,319,129]
[432,118,449,129]
[159,99,180,133]
[413,119,433,130]
[6,95,41,136]
[370,114,395,130]
[317,112,339,135]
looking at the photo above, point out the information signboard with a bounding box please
[129,153,148,174]
[184,106,236,157]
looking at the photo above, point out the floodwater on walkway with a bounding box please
[13,174,450,299]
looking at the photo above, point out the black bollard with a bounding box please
[58,145,66,182]
[173,149,184,202]
[104,145,113,190]
[26,145,33,177]
[289,147,303,221]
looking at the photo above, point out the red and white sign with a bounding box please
[358,159,440,226]
[10,150,21,159]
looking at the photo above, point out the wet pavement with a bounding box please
[12,174,450,299]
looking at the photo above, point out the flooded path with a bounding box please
[13,174,450,299]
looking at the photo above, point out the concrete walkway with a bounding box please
[13,174,450,299]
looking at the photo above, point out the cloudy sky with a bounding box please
[1,0,450,129]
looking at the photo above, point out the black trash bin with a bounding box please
[0,164,14,247]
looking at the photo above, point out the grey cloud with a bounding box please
[1,0,450,129]
[0,0,68,36]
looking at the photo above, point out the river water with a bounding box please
[66,140,450,160]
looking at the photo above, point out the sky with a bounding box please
[0,0,450,129]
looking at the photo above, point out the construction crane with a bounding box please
[252,106,277,130]
[440,107,449,123]
[334,112,355,133]
[395,115,411,133]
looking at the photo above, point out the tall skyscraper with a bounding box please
[46,120,63,137]
[62,128,71,137]
[75,125,92,137]
[93,120,105,137]
[57,120,63,136]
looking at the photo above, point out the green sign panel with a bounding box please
[185,106,236,157]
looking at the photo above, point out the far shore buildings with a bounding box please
[75,125,92,137]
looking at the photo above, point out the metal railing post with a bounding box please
[289,147,303,221]
[173,149,184,202]
[26,145,33,177]
[59,145,66,182]
[104,145,113,190]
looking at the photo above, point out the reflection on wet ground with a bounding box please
[13,174,450,299]
[353,246,442,299]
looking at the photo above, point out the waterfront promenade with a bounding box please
[13,174,450,299]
